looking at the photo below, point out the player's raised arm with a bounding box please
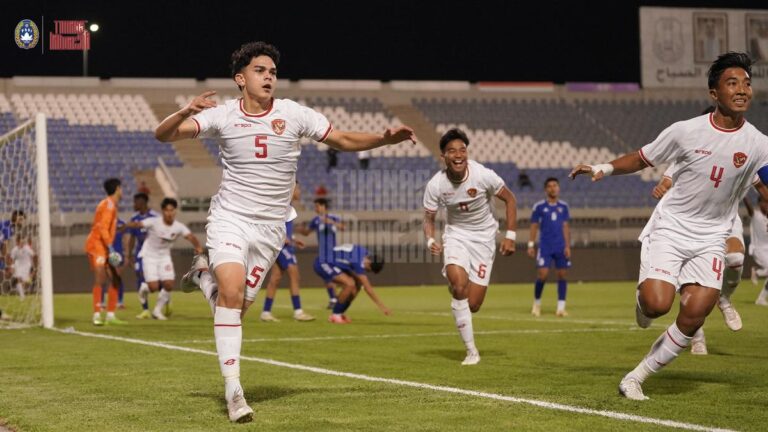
[495,186,517,256]
[569,151,649,182]
[155,91,217,142]
[323,126,417,152]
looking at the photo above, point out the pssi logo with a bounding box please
[15,19,39,49]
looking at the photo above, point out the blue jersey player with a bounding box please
[259,184,315,322]
[295,198,344,308]
[527,177,571,317]
[125,193,158,319]
[322,243,389,323]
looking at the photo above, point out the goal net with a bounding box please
[0,113,53,328]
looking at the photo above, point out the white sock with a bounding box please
[760,283,768,301]
[631,322,691,383]
[154,289,170,314]
[293,308,304,316]
[721,266,741,301]
[15,283,25,299]
[139,283,150,305]
[200,272,219,315]
[533,299,541,306]
[557,300,566,311]
[214,307,243,402]
[93,311,101,319]
[106,311,116,320]
[451,298,477,353]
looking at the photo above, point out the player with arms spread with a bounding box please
[423,128,517,366]
[155,41,416,422]
[571,52,768,400]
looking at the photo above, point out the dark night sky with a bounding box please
[3,0,766,82]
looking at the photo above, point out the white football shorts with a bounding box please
[441,234,496,286]
[638,232,725,291]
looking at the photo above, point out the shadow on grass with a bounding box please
[190,385,313,415]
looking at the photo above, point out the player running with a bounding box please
[156,41,416,422]
[127,193,159,319]
[132,198,202,320]
[423,128,517,366]
[527,177,571,317]
[571,52,768,400]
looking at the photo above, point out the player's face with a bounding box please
[314,202,326,214]
[236,55,277,101]
[162,205,177,224]
[442,140,468,177]
[711,67,752,115]
[545,181,560,199]
[133,198,147,212]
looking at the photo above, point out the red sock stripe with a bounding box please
[214,324,242,327]
[665,330,686,348]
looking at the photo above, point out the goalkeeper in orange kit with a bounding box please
[85,178,126,326]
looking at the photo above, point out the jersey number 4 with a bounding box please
[710,166,724,188]
[254,135,268,159]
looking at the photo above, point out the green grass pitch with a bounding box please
[1,281,767,431]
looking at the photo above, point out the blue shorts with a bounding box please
[134,257,145,287]
[536,248,571,269]
[313,257,343,283]
[276,245,298,270]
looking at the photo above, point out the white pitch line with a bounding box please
[166,327,634,344]
[51,327,736,432]
[404,310,662,327]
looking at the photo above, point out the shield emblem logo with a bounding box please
[272,119,286,135]
[733,152,747,168]
[467,188,477,198]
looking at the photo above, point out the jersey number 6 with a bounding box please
[254,135,268,159]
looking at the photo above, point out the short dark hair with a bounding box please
[161,198,178,209]
[544,177,559,187]
[10,210,24,222]
[103,178,121,195]
[439,128,470,153]
[707,52,752,89]
[231,41,281,90]
[133,192,149,203]
[369,253,385,274]
[314,198,329,208]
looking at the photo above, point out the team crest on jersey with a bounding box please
[272,119,286,135]
[733,152,747,168]
[467,188,477,198]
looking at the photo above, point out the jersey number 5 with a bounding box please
[246,265,265,288]
[254,135,268,159]
[710,165,724,188]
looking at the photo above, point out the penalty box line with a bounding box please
[51,327,736,432]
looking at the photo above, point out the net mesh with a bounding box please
[0,118,42,328]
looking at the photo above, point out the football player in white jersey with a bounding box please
[645,164,751,356]
[131,198,202,320]
[9,234,35,299]
[155,41,416,422]
[744,195,768,305]
[571,52,768,400]
[423,128,517,366]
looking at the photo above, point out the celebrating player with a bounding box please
[527,177,571,317]
[84,178,125,326]
[132,198,202,320]
[157,41,416,422]
[570,52,768,400]
[423,128,517,366]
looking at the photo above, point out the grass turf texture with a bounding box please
[1,282,767,431]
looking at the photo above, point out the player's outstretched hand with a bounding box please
[182,91,217,117]
[383,126,417,145]
[527,246,536,259]
[381,306,392,316]
[500,239,515,256]
[569,164,605,182]
[429,241,443,256]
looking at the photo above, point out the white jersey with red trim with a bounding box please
[192,98,332,224]
[423,160,505,242]
[639,113,768,242]
[138,217,192,260]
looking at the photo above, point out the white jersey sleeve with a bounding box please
[478,164,505,196]
[191,105,227,139]
[639,122,685,167]
[423,177,441,213]
[298,105,333,142]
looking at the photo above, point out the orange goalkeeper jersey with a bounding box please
[84,197,118,254]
